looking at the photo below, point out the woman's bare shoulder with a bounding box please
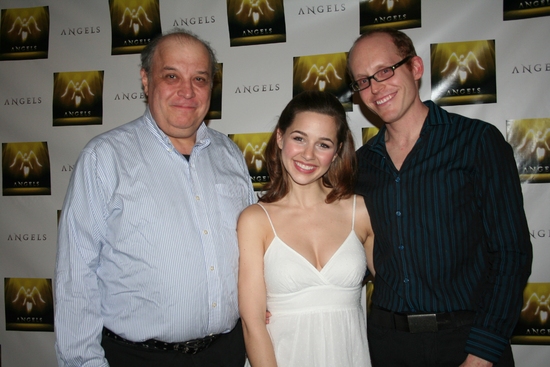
[238,202,277,231]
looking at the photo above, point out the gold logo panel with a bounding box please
[507,118,550,183]
[109,0,161,55]
[2,142,51,196]
[362,127,380,145]
[512,283,550,345]
[360,0,421,32]
[229,132,272,191]
[0,6,49,60]
[53,70,104,126]
[430,39,496,106]
[206,63,223,120]
[227,0,286,46]
[4,278,54,331]
[504,0,550,20]
[293,52,352,111]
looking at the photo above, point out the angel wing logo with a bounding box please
[9,150,42,178]
[13,286,46,313]
[516,128,550,162]
[236,0,275,25]
[382,0,399,11]
[243,142,267,172]
[119,6,152,36]
[302,63,342,92]
[441,51,485,84]
[522,292,550,324]
[7,16,41,42]
[61,79,95,108]
[365,0,400,12]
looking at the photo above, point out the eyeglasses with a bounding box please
[350,56,412,92]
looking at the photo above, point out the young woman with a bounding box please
[238,90,374,367]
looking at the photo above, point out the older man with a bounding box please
[55,29,255,367]
[348,29,532,367]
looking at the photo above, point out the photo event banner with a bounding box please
[1,1,549,365]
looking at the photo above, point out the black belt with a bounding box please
[102,327,220,354]
[369,306,476,333]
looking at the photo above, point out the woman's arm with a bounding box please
[238,205,278,367]
[357,196,375,276]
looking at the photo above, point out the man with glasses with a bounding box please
[348,29,532,367]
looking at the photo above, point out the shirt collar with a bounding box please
[366,100,444,153]
[422,100,450,126]
[143,107,211,151]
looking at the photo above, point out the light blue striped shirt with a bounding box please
[54,108,256,367]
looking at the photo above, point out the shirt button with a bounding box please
[396,211,401,216]
[203,230,208,235]
[210,266,214,271]
[398,245,404,250]
[195,196,200,201]
[395,177,400,183]
[212,302,217,308]
[404,278,409,283]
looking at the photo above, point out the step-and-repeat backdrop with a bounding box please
[1,0,549,366]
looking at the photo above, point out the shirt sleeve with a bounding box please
[54,147,110,367]
[231,139,257,206]
[464,124,532,362]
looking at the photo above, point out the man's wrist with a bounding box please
[465,327,508,363]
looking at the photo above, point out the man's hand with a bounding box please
[459,354,493,367]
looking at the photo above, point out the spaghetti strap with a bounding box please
[256,203,277,237]
[352,195,356,231]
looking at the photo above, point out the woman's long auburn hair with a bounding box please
[259,90,356,204]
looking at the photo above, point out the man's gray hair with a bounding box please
[140,28,218,81]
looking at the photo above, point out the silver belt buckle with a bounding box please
[407,313,438,333]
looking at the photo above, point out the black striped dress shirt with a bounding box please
[356,101,532,362]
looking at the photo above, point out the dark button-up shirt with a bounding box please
[356,100,532,362]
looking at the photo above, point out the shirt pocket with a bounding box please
[215,183,250,229]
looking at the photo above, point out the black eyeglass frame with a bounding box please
[350,56,413,92]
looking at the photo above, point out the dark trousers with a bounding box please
[101,320,245,367]
[367,318,514,367]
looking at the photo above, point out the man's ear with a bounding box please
[140,69,149,96]
[410,55,424,82]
